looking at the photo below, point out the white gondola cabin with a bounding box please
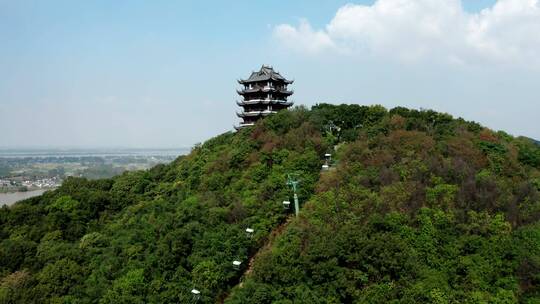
[191,289,201,301]
[282,200,291,209]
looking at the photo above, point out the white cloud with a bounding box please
[273,0,540,67]
[273,19,337,55]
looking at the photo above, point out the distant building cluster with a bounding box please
[0,177,61,191]
[21,177,61,189]
[0,179,13,187]
[0,149,184,193]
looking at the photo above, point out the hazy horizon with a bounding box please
[2,0,539,147]
[0,146,191,150]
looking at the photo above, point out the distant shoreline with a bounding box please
[0,186,56,194]
[0,189,48,207]
[0,148,190,158]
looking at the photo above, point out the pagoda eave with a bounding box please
[238,76,293,85]
[237,88,293,95]
[234,122,255,130]
[236,99,293,106]
[236,110,278,118]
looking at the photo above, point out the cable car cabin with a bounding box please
[245,228,254,238]
[282,200,291,209]
[191,289,201,301]
[323,153,332,169]
[233,260,242,270]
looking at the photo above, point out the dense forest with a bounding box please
[1,104,540,303]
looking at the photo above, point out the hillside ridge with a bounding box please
[1,104,540,303]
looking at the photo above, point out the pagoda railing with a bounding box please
[237,88,293,95]
[237,99,292,105]
[236,110,278,117]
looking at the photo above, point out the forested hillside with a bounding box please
[2,104,540,303]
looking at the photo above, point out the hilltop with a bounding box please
[1,104,540,303]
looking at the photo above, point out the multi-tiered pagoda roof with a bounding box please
[235,65,294,129]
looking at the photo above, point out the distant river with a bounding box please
[0,190,47,207]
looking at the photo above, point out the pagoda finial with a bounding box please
[261,64,274,73]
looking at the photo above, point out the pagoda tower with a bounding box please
[235,65,294,129]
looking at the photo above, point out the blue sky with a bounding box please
[3,0,539,148]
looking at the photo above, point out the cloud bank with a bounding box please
[274,0,540,67]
